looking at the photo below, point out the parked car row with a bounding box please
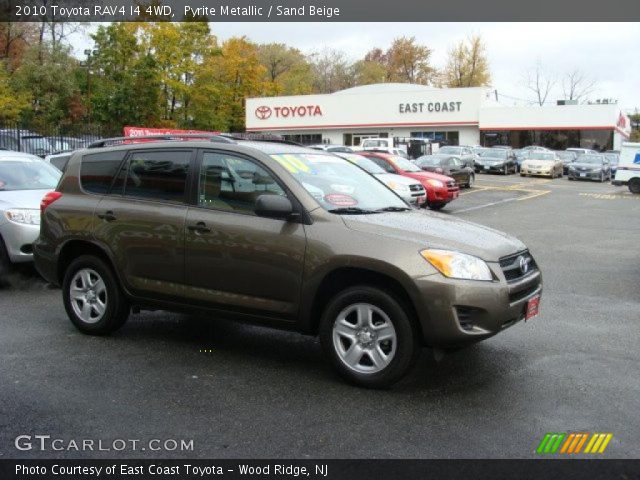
[0,129,99,158]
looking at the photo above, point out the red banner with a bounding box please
[123,126,220,137]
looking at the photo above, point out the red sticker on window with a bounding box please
[324,194,358,207]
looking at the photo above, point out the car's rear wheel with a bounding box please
[320,286,420,388]
[62,255,130,335]
[467,174,474,188]
[0,236,10,284]
[629,178,640,194]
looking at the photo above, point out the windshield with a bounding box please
[604,154,619,164]
[438,146,461,155]
[556,152,575,160]
[389,155,421,172]
[416,156,443,166]
[270,153,406,212]
[529,153,556,160]
[576,155,604,165]
[0,159,61,191]
[336,153,387,175]
[480,150,507,159]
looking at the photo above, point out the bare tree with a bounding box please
[524,61,556,106]
[562,69,597,103]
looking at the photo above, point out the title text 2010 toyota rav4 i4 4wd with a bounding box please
[34,136,542,388]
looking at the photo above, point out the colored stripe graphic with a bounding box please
[536,433,565,454]
[538,433,613,454]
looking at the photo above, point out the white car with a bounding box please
[566,147,598,155]
[1,151,62,270]
[612,142,640,194]
[334,153,426,206]
[360,138,408,158]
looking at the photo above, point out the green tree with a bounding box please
[192,37,268,131]
[90,22,161,132]
[442,35,491,88]
[257,43,312,95]
[0,61,30,122]
[11,43,82,129]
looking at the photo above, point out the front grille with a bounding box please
[409,184,423,192]
[446,181,456,188]
[500,250,538,282]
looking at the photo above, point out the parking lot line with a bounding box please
[459,187,490,196]
[454,197,521,213]
[517,190,551,201]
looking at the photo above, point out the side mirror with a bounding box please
[255,194,294,220]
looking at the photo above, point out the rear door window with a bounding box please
[80,151,127,194]
[119,150,192,203]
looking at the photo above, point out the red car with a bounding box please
[360,151,460,210]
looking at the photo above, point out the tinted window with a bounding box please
[199,152,286,215]
[80,151,127,194]
[366,156,396,173]
[123,150,191,202]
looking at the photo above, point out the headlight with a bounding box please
[426,179,444,188]
[387,181,410,192]
[420,249,493,281]
[4,209,40,225]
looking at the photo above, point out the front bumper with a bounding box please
[412,264,542,347]
[398,190,427,206]
[0,221,39,263]
[568,170,601,180]
[521,166,552,176]
[476,163,506,173]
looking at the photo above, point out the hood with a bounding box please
[342,210,526,262]
[524,159,554,167]
[572,162,602,169]
[0,189,48,210]
[374,173,421,187]
[477,157,505,164]
[403,170,454,183]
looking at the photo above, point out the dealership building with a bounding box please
[246,84,631,151]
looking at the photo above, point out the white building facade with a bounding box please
[246,84,631,151]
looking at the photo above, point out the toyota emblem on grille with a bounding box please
[255,106,272,120]
[518,255,531,274]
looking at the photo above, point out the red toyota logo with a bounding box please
[255,106,272,120]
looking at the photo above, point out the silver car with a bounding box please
[0,152,61,268]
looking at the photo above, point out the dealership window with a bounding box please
[481,130,613,151]
[410,131,459,145]
[281,134,322,145]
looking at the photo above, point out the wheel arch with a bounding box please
[302,266,424,340]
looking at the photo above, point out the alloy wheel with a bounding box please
[332,303,397,374]
[69,268,108,324]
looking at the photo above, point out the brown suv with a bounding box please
[34,136,542,388]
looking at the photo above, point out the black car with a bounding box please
[415,154,475,188]
[604,152,620,176]
[475,149,517,175]
[555,150,578,174]
[567,154,612,182]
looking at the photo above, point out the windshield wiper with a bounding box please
[375,206,411,212]
[328,207,378,214]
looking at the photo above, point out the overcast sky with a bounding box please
[70,22,640,111]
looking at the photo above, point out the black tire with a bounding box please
[428,203,446,211]
[629,178,640,194]
[0,236,10,285]
[568,176,574,181]
[319,285,420,388]
[467,174,475,188]
[62,255,130,335]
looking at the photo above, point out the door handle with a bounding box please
[97,211,117,222]
[188,222,211,234]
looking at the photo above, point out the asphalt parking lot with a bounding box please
[1,174,639,459]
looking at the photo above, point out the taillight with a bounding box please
[41,191,62,214]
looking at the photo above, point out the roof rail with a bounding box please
[221,133,303,146]
[87,134,236,149]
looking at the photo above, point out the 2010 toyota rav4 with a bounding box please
[34,137,542,388]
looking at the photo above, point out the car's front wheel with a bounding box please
[320,286,420,388]
[62,255,130,335]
